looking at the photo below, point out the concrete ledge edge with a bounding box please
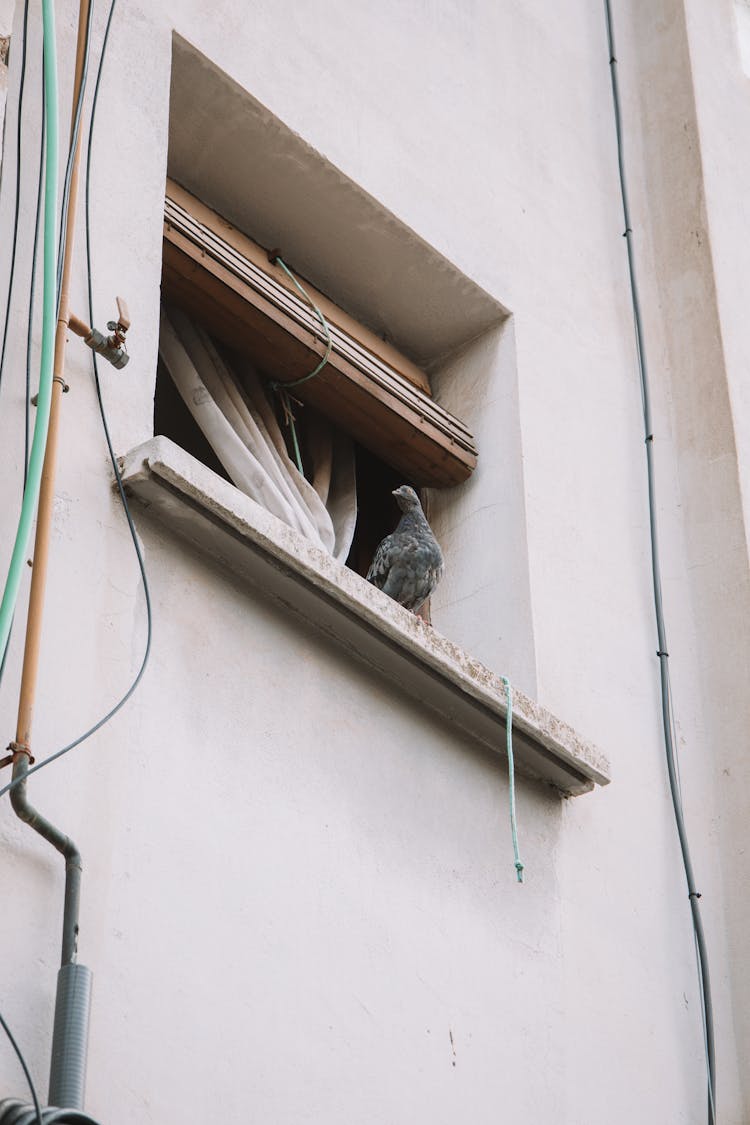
[120,436,611,796]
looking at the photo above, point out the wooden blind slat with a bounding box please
[162,181,478,487]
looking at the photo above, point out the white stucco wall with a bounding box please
[0,1,746,1122]
[0,1,13,179]
[672,0,750,1110]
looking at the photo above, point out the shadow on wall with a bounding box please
[426,318,537,698]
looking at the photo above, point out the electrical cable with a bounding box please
[1,0,126,1111]
[26,89,46,485]
[0,43,45,696]
[603,4,716,1121]
[0,0,59,697]
[8,0,95,668]
[0,0,152,807]
[0,3,54,1120]
[0,0,90,676]
[0,1099,105,1124]
[0,1010,43,1125]
[0,0,31,397]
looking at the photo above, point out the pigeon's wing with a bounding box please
[366,533,398,589]
[381,539,443,610]
[367,530,444,610]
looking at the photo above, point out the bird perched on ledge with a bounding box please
[366,485,444,614]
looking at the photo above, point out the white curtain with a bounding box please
[158,307,357,561]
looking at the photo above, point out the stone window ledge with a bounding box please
[120,437,611,797]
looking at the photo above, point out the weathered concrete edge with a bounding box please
[120,437,611,791]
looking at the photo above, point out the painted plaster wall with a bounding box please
[665,0,750,1109]
[0,1,745,1123]
[0,0,12,179]
[0,59,8,180]
[0,0,13,36]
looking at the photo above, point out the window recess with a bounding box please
[162,179,478,489]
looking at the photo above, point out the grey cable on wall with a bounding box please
[603,4,716,1121]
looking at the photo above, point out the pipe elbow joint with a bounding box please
[9,771,32,821]
[10,760,80,865]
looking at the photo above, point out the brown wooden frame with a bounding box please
[162,179,477,487]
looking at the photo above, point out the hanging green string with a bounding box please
[272,257,333,388]
[501,676,524,883]
[269,256,333,477]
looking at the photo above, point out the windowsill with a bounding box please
[120,437,611,796]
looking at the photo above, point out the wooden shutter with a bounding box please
[162,179,477,488]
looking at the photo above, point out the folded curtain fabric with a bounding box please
[158,307,357,561]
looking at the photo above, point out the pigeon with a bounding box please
[366,485,444,613]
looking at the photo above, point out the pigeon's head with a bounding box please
[392,485,422,513]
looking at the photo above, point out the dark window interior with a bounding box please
[153,325,419,579]
[345,445,410,578]
[154,357,230,484]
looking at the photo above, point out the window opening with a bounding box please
[156,181,476,586]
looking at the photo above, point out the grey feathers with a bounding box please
[366,485,444,613]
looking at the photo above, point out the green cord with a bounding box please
[0,0,58,665]
[285,394,305,476]
[270,256,333,477]
[272,257,333,389]
[501,676,524,883]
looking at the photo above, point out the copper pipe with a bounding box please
[15,0,91,752]
[68,312,92,339]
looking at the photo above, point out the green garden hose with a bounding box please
[0,0,58,665]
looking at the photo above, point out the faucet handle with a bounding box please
[116,296,130,332]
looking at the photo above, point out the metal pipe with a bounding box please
[9,757,82,966]
[8,0,94,1112]
[15,0,91,752]
[67,313,91,339]
[9,758,91,1108]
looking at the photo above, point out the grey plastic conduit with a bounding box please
[9,757,82,967]
[48,966,92,1110]
[10,757,92,1110]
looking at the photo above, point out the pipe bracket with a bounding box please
[1,741,35,768]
